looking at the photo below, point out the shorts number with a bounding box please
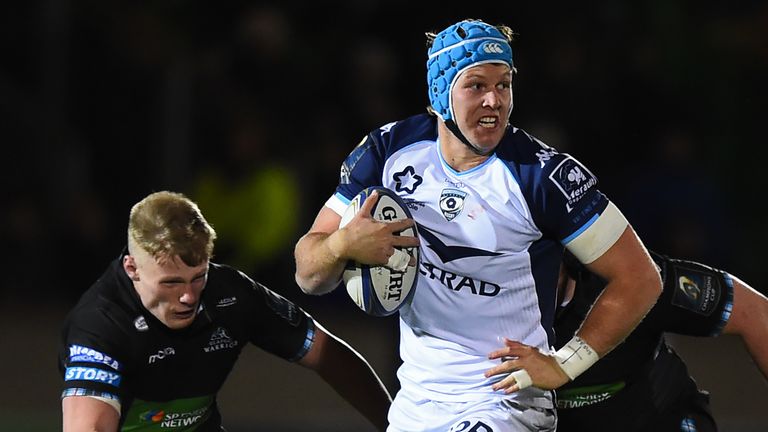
[449,420,494,432]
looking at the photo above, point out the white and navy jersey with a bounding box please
[58,252,314,431]
[326,113,627,403]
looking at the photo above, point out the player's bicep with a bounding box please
[296,205,343,264]
[308,205,343,235]
[581,224,657,289]
[563,202,628,265]
[63,395,120,432]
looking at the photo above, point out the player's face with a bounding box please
[125,249,209,330]
[451,63,513,152]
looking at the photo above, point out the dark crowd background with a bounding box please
[1,1,767,431]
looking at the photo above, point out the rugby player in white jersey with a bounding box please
[295,18,662,432]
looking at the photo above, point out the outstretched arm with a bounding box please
[723,276,768,381]
[298,322,392,431]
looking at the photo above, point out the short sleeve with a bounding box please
[245,280,315,362]
[523,151,626,263]
[643,253,734,336]
[59,313,128,406]
[334,132,386,203]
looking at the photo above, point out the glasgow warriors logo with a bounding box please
[439,188,466,221]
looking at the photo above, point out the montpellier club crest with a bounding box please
[439,188,467,221]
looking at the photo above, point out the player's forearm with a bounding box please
[325,357,392,430]
[576,273,661,356]
[314,337,392,430]
[727,277,768,381]
[742,324,768,381]
[294,231,348,295]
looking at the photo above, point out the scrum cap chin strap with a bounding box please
[444,119,495,156]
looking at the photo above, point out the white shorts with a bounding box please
[387,389,557,432]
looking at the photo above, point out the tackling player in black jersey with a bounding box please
[59,191,392,431]
[554,251,768,431]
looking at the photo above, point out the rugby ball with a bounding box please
[339,187,419,316]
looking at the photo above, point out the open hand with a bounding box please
[485,338,570,394]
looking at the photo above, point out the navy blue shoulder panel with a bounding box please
[338,113,437,199]
[495,127,608,241]
[378,112,439,153]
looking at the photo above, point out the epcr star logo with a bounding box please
[393,166,423,194]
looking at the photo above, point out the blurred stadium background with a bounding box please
[1,1,766,430]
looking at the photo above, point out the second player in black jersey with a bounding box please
[59,191,392,431]
[555,251,768,431]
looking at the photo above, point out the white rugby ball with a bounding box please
[339,187,419,316]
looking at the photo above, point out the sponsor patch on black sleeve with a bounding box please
[671,267,721,316]
[68,344,122,370]
[548,156,598,213]
[64,366,122,387]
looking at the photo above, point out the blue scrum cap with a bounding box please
[427,20,514,122]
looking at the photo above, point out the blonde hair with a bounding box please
[127,191,217,266]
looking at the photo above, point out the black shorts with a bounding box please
[651,389,717,432]
[557,346,717,432]
[557,384,715,432]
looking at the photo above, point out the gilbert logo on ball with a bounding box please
[339,187,419,316]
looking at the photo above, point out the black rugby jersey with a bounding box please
[59,253,314,431]
[554,251,733,431]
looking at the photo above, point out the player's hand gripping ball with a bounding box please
[339,187,419,316]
